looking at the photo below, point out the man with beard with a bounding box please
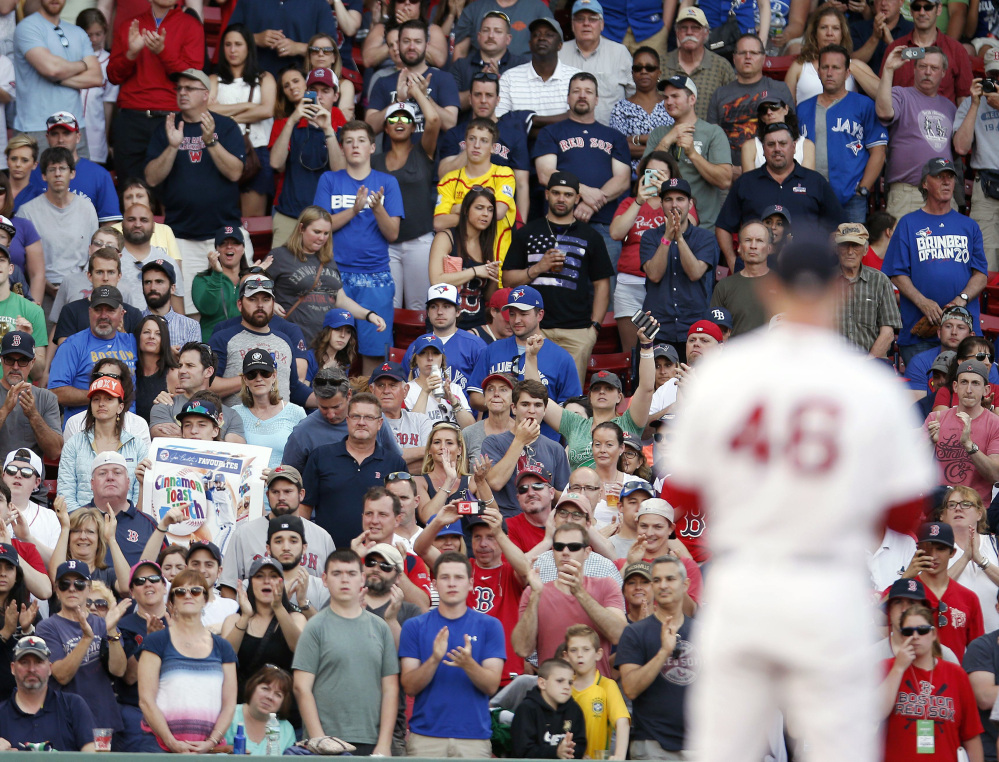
[139,260,199,348]
[267,514,329,618]
[661,8,735,122]
[400,285,487,387]
[48,285,136,422]
[148,341,246,443]
[0,636,96,751]
[367,19,459,145]
[219,466,335,597]
[209,274,313,408]
[117,204,186,314]
[715,123,844,271]
[450,11,529,111]
[0,334,61,459]
[503,171,614,383]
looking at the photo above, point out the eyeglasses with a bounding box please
[974,352,993,363]
[556,508,586,521]
[96,371,121,380]
[53,26,70,48]
[386,472,413,483]
[176,85,208,94]
[1,356,30,368]
[58,579,88,592]
[4,465,35,479]
[245,369,274,381]
[348,414,380,423]
[632,64,658,73]
[900,624,934,636]
[552,541,586,552]
[132,574,163,586]
[364,557,396,572]
[172,586,206,598]
[86,599,109,611]
[518,483,548,494]
[472,71,500,83]
[386,114,414,124]
[621,450,639,460]
[568,483,602,493]
[946,500,977,510]
[309,45,336,53]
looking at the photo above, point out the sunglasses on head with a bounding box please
[96,371,121,380]
[518,483,547,494]
[900,624,934,636]
[763,122,792,134]
[245,369,274,381]
[364,557,396,572]
[171,586,206,598]
[58,579,88,592]
[132,574,163,586]
[86,598,109,611]
[552,541,586,552]
[314,376,348,389]
[386,471,413,483]
[472,71,500,82]
[4,465,35,479]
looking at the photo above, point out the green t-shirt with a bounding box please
[558,408,643,470]
[0,292,47,381]
[291,607,399,744]
[225,705,297,755]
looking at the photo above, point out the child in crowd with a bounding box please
[565,625,631,760]
[511,658,587,760]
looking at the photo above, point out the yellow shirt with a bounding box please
[572,673,631,758]
[435,164,516,267]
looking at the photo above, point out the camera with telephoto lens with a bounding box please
[455,500,484,515]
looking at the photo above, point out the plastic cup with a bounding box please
[93,728,112,752]
[604,483,621,510]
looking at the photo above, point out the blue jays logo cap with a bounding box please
[504,286,544,312]
[323,308,355,330]
[414,334,446,355]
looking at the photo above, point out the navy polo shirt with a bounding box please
[87,501,160,568]
[0,688,96,750]
[228,0,337,76]
[302,439,408,548]
[715,162,845,236]
[639,223,720,343]
[439,111,532,172]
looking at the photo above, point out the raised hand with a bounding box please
[54,496,69,530]
[105,599,131,632]
[352,186,370,215]
[127,20,145,56]
[525,333,545,358]
[894,634,917,669]
[165,114,183,149]
[432,625,450,661]
[659,614,678,657]
[200,112,217,145]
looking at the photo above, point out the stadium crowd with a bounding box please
[0,0,996,756]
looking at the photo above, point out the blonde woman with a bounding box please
[233,349,306,469]
[266,205,386,345]
[51,500,131,597]
[415,420,480,523]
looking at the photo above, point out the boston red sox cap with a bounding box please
[918,521,955,549]
[214,225,245,248]
[0,331,34,359]
[882,577,930,611]
[659,177,692,199]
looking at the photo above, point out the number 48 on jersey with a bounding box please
[728,400,841,475]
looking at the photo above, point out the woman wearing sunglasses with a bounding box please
[372,91,441,310]
[931,486,999,631]
[36,559,131,745]
[221,558,305,709]
[740,98,814,172]
[224,665,297,755]
[304,34,356,121]
[880,604,983,762]
[234,351,306,470]
[50,501,131,597]
[609,46,673,170]
[138,569,238,753]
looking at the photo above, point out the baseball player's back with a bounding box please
[671,323,937,762]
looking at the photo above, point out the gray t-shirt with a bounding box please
[16,194,99,285]
[149,393,246,441]
[462,419,488,463]
[706,76,794,164]
[292,608,399,744]
[0,383,61,460]
[266,247,343,347]
[643,118,732,229]
[955,97,999,170]
[218,514,335,591]
[50,270,90,323]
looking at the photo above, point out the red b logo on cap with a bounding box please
[10,335,20,347]
[930,525,940,536]
[907,580,917,592]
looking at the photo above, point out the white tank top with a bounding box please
[753,135,807,168]
[795,60,857,103]
[215,76,273,149]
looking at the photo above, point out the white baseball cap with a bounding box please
[426,283,459,306]
[91,451,128,476]
[636,498,675,523]
[4,448,42,478]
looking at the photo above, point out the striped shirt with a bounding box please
[836,265,902,353]
[496,59,581,118]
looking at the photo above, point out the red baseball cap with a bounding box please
[687,319,723,343]
[307,68,339,89]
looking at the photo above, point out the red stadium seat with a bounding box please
[981,313,999,343]
[242,217,274,259]
[585,352,632,394]
[764,55,794,80]
[982,272,999,316]
[388,347,406,363]
[594,313,621,354]
[393,309,427,349]
[43,480,57,507]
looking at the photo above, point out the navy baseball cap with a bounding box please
[141,258,177,285]
[0,542,18,567]
[56,560,91,580]
[214,225,244,248]
[0,331,34,359]
[177,397,223,426]
[883,577,930,610]
[369,361,406,384]
[504,286,544,312]
[659,177,692,198]
[706,306,732,330]
[918,521,956,549]
[620,479,654,499]
[658,74,697,98]
[413,334,446,355]
[323,309,355,330]
[268,514,305,542]
[922,157,958,180]
[761,204,792,225]
[187,541,223,563]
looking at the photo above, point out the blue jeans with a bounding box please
[590,222,622,313]
[842,193,869,224]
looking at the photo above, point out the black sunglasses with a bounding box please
[4,465,35,479]
[132,574,163,586]
[936,600,948,628]
[86,599,109,610]
[632,64,658,73]
[518,483,547,494]
[171,586,206,598]
[364,557,396,572]
[973,352,993,363]
[552,541,586,552]
[309,45,336,53]
[245,369,274,381]
[472,71,500,82]
[58,579,88,592]
[900,624,934,636]
[95,371,121,380]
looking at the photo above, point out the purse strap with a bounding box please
[284,262,325,319]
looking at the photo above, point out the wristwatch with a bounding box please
[591,321,602,332]
[960,292,970,304]
[857,186,869,197]
[967,443,980,456]
[299,599,312,610]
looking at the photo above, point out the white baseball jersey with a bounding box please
[669,324,937,569]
